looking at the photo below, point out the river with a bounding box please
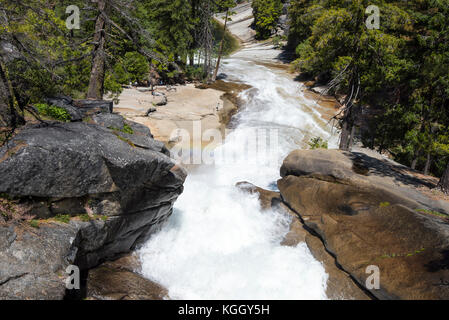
[138,51,338,299]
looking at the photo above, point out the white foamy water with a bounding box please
[139,57,337,300]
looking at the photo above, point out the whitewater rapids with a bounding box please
[139,56,337,300]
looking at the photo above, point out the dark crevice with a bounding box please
[0,272,28,286]
[279,195,379,300]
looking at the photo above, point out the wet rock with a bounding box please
[305,234,371,300]
[303,81,316,88]
[236,181,371,300]
[145,107,157,116]
[216,73,228,80]
[235,181,280,209]
[86,254,168,300]
[310,86,328,95]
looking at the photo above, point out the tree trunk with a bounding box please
[423,152,432,175]
[212,9,229,82]
[339,118,351,150]
[411,149,420,170]
[348,123,356,150]
[439,162,449,194]
[0,64,14,128]
[0,57,22,129]
[87,0,106,100]
[339,104,355,151]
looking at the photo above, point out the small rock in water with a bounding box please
[216,73,228,80]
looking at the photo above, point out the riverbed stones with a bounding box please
[278,149,449,299]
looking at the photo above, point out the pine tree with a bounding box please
[439,163,449,194]
[212,0,236,81]
[87,0,106,99]
[252,0,283,40]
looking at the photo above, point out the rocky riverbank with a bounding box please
[245,149,449,299]
[0,99,185,299]
[114,82,248,154]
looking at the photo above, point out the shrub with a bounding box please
[35,103,71,122]
[308,137,328,149]
[252,0,283,40]
[52,214,71,224]
[29,220,40,228]
[108,123,134,135]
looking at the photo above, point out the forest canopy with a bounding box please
[286,0,449,188]
[0,0,239,117]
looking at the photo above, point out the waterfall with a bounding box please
[138,55,337,300]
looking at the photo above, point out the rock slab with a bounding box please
[0,114,186,299]
[278,149,449,299]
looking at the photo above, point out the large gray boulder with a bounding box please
[0,116,186,299]
[44,96,114,122]
[0,223,79,300]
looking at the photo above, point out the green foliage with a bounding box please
[52,214,71,224]
[184,66,206,81]
[29,220,40,228]
[113,52,150,85]
[308,137,328,149]
[122,124,134,135]
[1,0,241,114]
[79,214,108,222]
[380,247,425,259]
[379,202,390,208]
[35,103,71,122]
[145,0,196,61]
[287,0,318,48]
[108,123,134,135]
[287,0,449,179]
[113,132,136,147]
[252,0,283,39]
[79,214,91,222]
[212,20,240,56]
[272,35,286,49]
[416,209,448,219]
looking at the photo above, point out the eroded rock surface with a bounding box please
[278,149,449,299]
[236,181,371,300]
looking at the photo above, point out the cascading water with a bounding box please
[139,55,337,300]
